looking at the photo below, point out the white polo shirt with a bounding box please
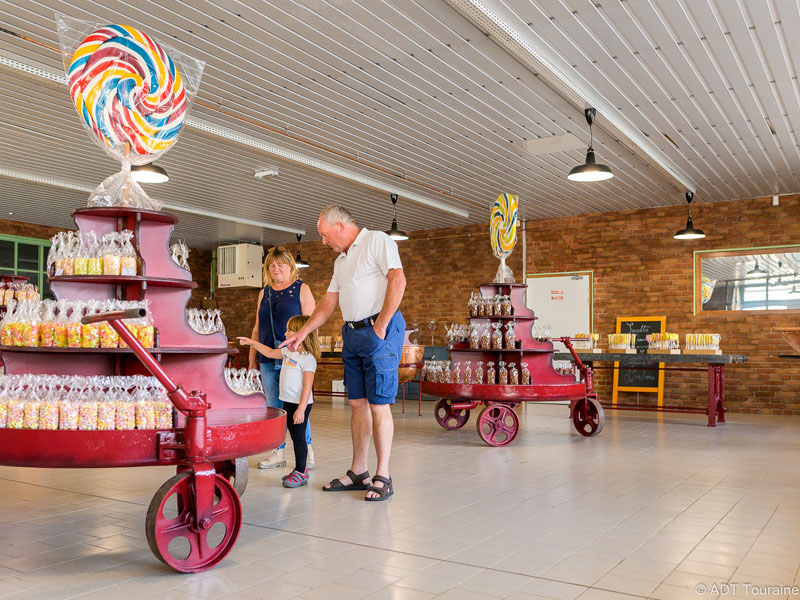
[327,228,402,322]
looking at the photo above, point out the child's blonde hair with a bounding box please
[286,315,320,361]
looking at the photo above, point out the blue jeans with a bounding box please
[260,362,311,448]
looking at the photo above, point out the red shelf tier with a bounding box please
[49,275,197,289]
[0,345,235,354]
[0,407,284,468]
[421,381,586,402]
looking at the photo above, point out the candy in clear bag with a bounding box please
[120,231,138,275]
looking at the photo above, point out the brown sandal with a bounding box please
[365,475,393,502]
[322,469,370,491]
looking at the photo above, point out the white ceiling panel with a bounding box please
[0,0,796,249]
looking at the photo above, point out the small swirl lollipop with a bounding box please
[490,193,519,282]
[67,24,186,160]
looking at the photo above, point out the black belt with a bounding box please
[346,313,380,329]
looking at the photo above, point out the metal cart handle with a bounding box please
[82,309,206,415]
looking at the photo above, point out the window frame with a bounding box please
[0,233,52,297]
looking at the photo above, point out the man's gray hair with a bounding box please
[319,204,355,225]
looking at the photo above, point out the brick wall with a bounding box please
[213,195,800,414]
[5,192,799,415]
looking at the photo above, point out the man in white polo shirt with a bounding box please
[282,204,406,501]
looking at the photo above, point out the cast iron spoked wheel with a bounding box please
[434,398,471,429]
[476,403,519,446]
[571,396,605,437]
[216,457,249,497]
[145,472,242,573]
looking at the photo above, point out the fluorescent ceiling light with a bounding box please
[0,56,468,219]
[0,167,303,234]
[449,0,695,194]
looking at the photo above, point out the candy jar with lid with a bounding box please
[486,361,496,384]
[509,362,519,385]
[463,360,472,384]
[505,321,516,349]
[521,362,531,385]
[492,322,503,350]
[498,361,508,385]
[474,361,484,384]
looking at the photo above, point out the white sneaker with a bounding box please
[257,448,285,470]
[307,445,315,471]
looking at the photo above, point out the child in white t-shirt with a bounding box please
[238,315,320,487]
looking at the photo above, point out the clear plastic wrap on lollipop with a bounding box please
[56,16,205,210]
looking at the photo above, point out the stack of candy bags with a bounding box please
[0,374,171,431]
[186,308,225,334]
[0,299,154,349]
[224,368,263,395]
[48,230,138,277]
[0,282,39,305]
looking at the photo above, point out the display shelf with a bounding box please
[423,380,585,402]
[468,315,536,321]
[49,275,197,289]
[447,346,555,353]
[477,282,528,288]
[74,207,178,224]
[0,406,284,469]
[0,345,235,355]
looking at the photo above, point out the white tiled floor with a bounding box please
[2,401,800,599]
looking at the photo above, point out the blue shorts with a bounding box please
[342,311,405,405]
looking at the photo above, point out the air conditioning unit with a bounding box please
[217,244,263,288]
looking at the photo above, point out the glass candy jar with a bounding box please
[492,322,503,350]
[486,361,496,385]
[521,362,531,385]
[498,361,508,385]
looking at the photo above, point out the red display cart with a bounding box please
[421,282,603,446]
[0,207,286,573]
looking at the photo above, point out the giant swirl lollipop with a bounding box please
[490,193,518,283]
[67,24,186,160]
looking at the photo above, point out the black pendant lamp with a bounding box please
[386,193,408,241]
[131,163,169,183]
[294,233,310,268]
[567,108,614,182]
[673,191,706,240]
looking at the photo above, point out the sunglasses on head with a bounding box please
[266,246,287,254]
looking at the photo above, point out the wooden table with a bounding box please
[553,352,749,427]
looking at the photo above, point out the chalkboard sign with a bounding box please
[612,316,665,405]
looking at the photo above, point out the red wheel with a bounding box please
[571,397,605,437]
[434,398,470,429]
[145,472,242,573]
[476,404,519,446]
[216,457,249,497]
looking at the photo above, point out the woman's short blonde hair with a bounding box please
[262,247,299,287]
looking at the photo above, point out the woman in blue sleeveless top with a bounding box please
[248,247,316,470]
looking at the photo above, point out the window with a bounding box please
[0,234,53,300]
